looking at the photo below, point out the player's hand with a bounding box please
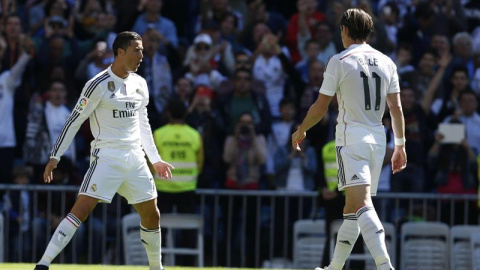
[153,160,175,179]
[291,128,306,151]
[43,158,59,183]
[391,145,407,174]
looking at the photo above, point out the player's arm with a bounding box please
[138,81,174,178]
[44,79,104,183]
[387,92,407,174]
[292,93,333,150]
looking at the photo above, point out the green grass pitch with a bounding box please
[0,265,262,270]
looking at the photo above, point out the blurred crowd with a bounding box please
[1,0,480,265]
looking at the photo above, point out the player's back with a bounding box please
[325,44,399,146]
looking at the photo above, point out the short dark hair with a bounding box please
[279,97,295,108]
[234,67,252,79]
[112,31,142,57]
[167,98,187,120]
[458,89,477,101]
[340,8,374,42]
[48,79,66,90]
[451,65,469,80]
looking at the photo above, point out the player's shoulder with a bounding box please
[83,69,110,97]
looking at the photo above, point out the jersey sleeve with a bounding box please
[50,78,105,160]
[138,79,162,164]
[319,56,340,96]
[388,63,400,94]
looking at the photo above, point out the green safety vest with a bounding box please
[322,140,338,191]
[153,124,201,193]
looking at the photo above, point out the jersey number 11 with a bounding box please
[360,71,381,111]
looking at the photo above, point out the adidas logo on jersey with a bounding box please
[351,174,359,180]
[110,93,116,99]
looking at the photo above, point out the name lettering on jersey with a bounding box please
[113,109,137,118]
[74,97,88,113]
[358,58,378,66]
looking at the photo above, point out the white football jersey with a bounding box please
[320,44,400,146]
[50,66,161,164]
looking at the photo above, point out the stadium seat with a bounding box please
[161,213,204,267]
[122,213,148,265]
[472,232,480,270]
[450,225,480,270]
[122,213,204,267]
[329,219,396,269]
[293,219,326,269]
[401,221,450,270]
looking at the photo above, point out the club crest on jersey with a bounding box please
[107,81,115,92]
[74,97,88,113]
[91,184,97,192]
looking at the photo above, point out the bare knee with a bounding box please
[140,208,160,229]
[344,185,373,214]
[70,195,98,222]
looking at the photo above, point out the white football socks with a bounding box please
[38,213,81,266]
[140,224,164,270]
[329,213,360,270]
[356,206,393,270]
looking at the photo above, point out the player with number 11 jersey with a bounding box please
[320,44,400,146]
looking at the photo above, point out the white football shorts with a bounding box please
[79,148,157,204]
[336,143,386,196]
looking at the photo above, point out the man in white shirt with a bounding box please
[34,32,174,270]
[292,9,406,270]
[0,36,31,183]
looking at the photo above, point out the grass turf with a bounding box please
[0,265,259,270]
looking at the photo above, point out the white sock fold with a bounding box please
[140,224,163,270]
[38,213,81,266]
[329,213,360,270]
[356,206,393,269]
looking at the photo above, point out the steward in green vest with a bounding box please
[153,99,204,194]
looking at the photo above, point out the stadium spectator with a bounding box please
[186,85,226,188]
[0,37,31,183]
[74,40,114,83]
[451,32,475,78]
[432,66,471,122]
[222,111,266,266]
[184,33,228,88]
[199,0,243,32]
[298,22,336,71]
[443,89,480,155]
[137,28,173,129]
[3,165,33,262]
[132,0,178,48]
[216,68,272,136]
[216,51,266,95]
[153,99,203,265]
[285,0,325,63]
[240,0,286,51]
[295,39,321,83]
[266,98,296,182]
[23,80,76,183]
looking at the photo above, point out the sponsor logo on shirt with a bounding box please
[74,97,88,113]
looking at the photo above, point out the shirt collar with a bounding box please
[107,66,130,82]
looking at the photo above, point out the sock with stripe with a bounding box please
[356,206,394,270]
[37,213,81,266]
[140,224,164,270]
[329,214,360,270]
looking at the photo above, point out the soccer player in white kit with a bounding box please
[34,32,174,270]
[292,9,407,270]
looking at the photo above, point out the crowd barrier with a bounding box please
[0,184,477,268]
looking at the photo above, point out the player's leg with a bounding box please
[345,185,393,270]
[134,198,163,270]
[35,195,98,269]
